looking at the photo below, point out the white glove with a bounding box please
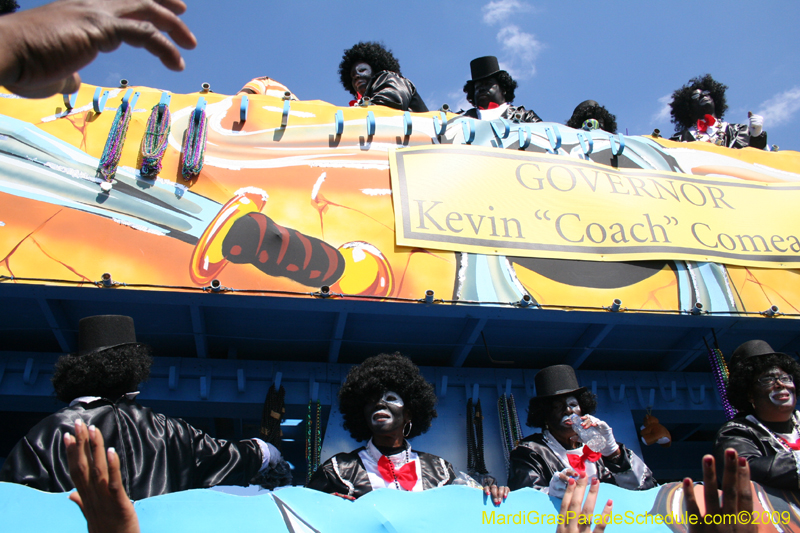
[584,415,619,457]
[548,467,577,498]
[748,112,763,137]
[254,438,283,471]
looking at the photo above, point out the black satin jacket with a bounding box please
[670,123,768,150]
[461,105,543,123]
[714,414,800,491]
[307,447,456,499]
[362,71,428,113]
[507,433,656,492]
[0,398,262,500]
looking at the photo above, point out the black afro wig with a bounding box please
[566,103,618,134]
[726,353,800,416]
[52,344,153,403]
[339,41,402,97]
[0,0,19,15]
[338,352,438,442]
[462,70,518,106]
[526,389,598,429]
[669,74,729,132]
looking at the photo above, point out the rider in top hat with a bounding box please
[714,340,800,490]
[507,365,655,495]
[461,56,541,123]
[0,315,286,499]
[565,99,617,134]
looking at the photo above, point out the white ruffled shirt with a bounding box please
[359,439,423,492]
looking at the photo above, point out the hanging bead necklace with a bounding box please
[140,102,171,177]
[98,98,133,181]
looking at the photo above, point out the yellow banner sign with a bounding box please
[390,145,800,268]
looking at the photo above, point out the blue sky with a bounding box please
[21,0,800,151]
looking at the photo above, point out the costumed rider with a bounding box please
[714,340,800,491]
[0,315,290,499]
[339,41,428,113]
[461,55,541,123]
[307,353,510,504]
[668,74,768,149]
[565,100,617,133]
[507,365,656,496]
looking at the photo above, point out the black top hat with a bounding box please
[469,56,505,81]
[77,315,142,356]
[729,339,785,368]
[534,365,586,399]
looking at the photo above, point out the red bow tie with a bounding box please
[696,114,717,133]
[377,455,418,491]
[567,445,603,475]
[779,436,800,450]
[478,102,500,111]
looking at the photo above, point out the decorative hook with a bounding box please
[660,380,677,402]
[239,94,248,122]
[433,112,446,136]
[280,99,290,128]
[545,125,562,153]
[462,118,475,144]
[62,92,77,110]
[334,110,344,135]
[576,131,594,158]
[609,383,626,403]
[609,133,625,156]
[120,88,140,111]
[636,384,656,409]
[438,375,448,398]
[168,366,179,390]
[158,92,172,108]
[310,376,319,401]
[92,87,109,113]
[366,110,376,136]
[403,111,412,136]
[491,119,510,139]
[193,97,206,122]
[274,371,283,389]
[518,125,531,149]
[688,384,706,405]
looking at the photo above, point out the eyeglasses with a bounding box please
[756,374,794,387]
[691,90,711,101]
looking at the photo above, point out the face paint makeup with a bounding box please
[364,390,406,437]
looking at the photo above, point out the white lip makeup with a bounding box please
[769,389,795,407]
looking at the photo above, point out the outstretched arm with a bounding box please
[0,0,196,98]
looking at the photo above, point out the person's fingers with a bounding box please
[5,74,82,99]
[97,19,186,71]
[683,478,701,522]
[502,486,509,500]
[64,432,86,489]
[106,447,131,511]
[737,456,754,515]
[569,475,588,517]
[115,0,196,50]
[87,424,109,488]
[593,499,613,533]
[701,454,721,516]
[68,490,85,512]
[491,484,503,505]
[582,478,600,520]
[720,449,739,515]
[559,477,577,516]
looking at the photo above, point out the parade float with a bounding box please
[1,83,799,531]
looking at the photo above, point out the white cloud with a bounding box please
[756,87,800,127]
[480,2,542,80]
[482,0,532,25]
[651,94,672,124]
[496,25,543,78]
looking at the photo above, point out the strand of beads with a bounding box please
[497,394,512,473]
[140,102,171,177]
[181,104,208,180]
[305,399,313,483]
[508,394,523,448]
[474,399,488,475]
[313,399,321,476]
[709,345,737,420]
[466,398,477,473]
[98,99,133,181]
